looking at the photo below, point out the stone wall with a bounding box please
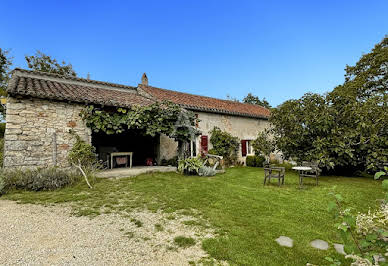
[4,97,91,168]
[4,96,271,168]
[159,111,270,163]
[159,134,178,161]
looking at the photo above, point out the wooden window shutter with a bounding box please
[241,140,247,157]
[200,135,208,155]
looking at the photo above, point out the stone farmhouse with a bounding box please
[3,69,270,168]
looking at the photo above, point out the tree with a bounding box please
[270,36,388,173]
[0,48,12,118]
[68,132,98,189]
[209,127,240,165]
[252,129,275,163]
[25,50,77,77]
[271,93,334,168]
[243,93,271,109]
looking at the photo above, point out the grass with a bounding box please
[2,167,384,265]
[174,236,196,248]
[154,223,164,232]
[130,218,143,227]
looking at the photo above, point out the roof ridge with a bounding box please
[13,68,136,90]
[141,84,270,112]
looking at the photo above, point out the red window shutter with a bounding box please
[201,135,208,155]
[241,140,247,157]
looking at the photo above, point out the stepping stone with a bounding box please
[373,254,386,263]
[310,239,328,250]
[334,243,345,255]
[275,236,293,248]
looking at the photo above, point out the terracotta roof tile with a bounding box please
[7,69,270,119]
[140,85,270,119]
[7,69,155,108]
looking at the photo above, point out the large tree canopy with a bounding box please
[271,36,388,173]
[25,50,77,77]
[0,48,12,118]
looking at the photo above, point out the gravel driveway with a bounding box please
[0,200,217,265]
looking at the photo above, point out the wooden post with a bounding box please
[52,132,57,166]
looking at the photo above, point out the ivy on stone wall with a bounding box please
[79,101,200,143]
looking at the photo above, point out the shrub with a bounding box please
[246,155,266,167]
[328,188,388,265]
[178,157,203,175]
[68,132,97,168]
[68,131,99,188]
[209,127,240,166]
[0,167,79,194]
[246,156,256,167]
[198,166,216,176]
[208,148,216,155]
[255,155,266,167]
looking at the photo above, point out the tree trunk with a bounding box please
[72,161,93,189]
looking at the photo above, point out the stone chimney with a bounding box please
[141,73,148,86]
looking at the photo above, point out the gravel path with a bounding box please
[0,200,219,265]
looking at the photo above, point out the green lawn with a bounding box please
[2,167,384,265]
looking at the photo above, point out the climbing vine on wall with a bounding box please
[79,101,200,143]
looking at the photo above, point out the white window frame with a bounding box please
[246,140,254,155]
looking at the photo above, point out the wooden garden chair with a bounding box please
[264,164,285,186]
[299,162,321,186]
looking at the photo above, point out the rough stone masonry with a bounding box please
[4,97,91,168]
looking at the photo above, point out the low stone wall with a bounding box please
[4,97,91,168]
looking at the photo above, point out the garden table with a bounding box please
[292,166,312,188]
[110,152,133,169]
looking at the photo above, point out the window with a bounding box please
[190,139,197,157]
[247,140,253,155]
[241,139,254,157]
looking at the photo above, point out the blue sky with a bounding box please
[2,0,387,106]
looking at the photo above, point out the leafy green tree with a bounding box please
[243,93,271,109]
[68,131,98,189]
[0,48,12,118]
[252,129,275,162]
[327,36,388,171]
[25,50,77,76]
[271,93,333,167]
[0,48,12,95]
[270,36,388,173]
[209,127,240,165]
